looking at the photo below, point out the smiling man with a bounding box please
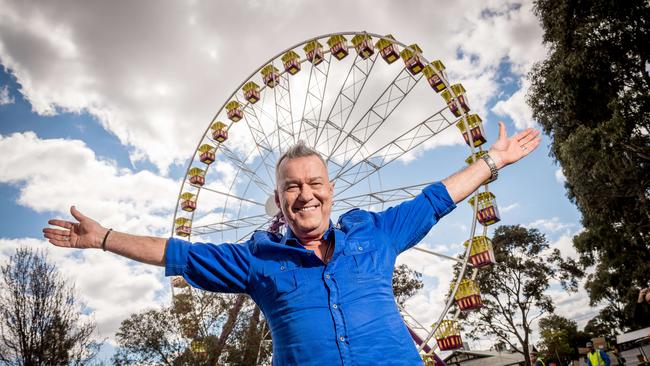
[43,122,540,365]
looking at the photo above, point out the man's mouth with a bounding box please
[293,205,319,213]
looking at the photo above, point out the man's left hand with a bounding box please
[488,121,541,169]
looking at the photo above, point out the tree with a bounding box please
[392,264,424,307]
[538,314,592,364]
[529,0,650,330]
[460,226,582,366]
[0,247,101,366]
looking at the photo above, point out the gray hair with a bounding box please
[275,141,327,180]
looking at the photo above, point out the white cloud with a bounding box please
[501,202,520,213]
[0,0,545,174]
[0,237,168,341]
[0,132,178,235]
[525,216,576,233]
[492,78,536,129]
[0,84,14,105]
[555,167,566,184]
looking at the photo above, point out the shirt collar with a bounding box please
[281,220,335,247]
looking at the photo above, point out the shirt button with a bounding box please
[332,304,338,309]
[339,336,345,342]
[325,274,331,279]
[280,265,286,271]
[358,246,363,250]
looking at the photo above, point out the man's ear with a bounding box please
[274,189,280,209]
[329,180,335,193]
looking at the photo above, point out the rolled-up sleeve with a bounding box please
[165,237,251,294]
[374,181,456,254]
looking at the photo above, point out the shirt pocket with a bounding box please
[343,240,381,282]
[260,262,302,303]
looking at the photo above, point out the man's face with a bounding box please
[275,155,334,241]
[531,354,537,362]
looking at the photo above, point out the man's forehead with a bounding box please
[276,155,329,179]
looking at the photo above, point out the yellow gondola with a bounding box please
[465,151,495,184]
[225,100,243,122]
[441,84,471,117]
[375,34,399,64]
[400,44,424,75]
[175,217,192,237]
[327,35,349,60]
[281,50,301,75]
[188,167,205,187]
[468,192,501,226]
[303,40,324,65]
[463,236,496,268]
[456,114,486,147]
[434,320,463,351]
[351,34,374,59]
[180,192,197,212]
[191,339,207,355]
[210,121,228,143]
[454,278,483,311]
[198,144,215,164]
[260,64,280,88]
[423,60,447,92]
[242,81,260,104]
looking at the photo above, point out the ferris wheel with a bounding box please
[169,31,502,363]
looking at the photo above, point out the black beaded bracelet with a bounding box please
[101,229,113,251]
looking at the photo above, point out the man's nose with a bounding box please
[298,185,314,201]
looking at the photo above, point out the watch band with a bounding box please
[480,153,498,182]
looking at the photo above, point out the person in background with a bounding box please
[633,288,650,328]
[531,349,546,366]
[586,342,610,366]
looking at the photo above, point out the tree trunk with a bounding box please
[207,294,247,365]
[241,305,262,365]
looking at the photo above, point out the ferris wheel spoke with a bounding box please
[199,185,265,207]
[333,181,433,212]
[412,246,465,263]
[314,51,378,154]
[332,108,454,197]
[234,217,273,243]
[190,214,269,235]
[235,97,278,185]
[297,53,332,144]
[219,145,275,195]
[273,72,296,153]
[326,67,423,177]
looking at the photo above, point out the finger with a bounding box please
[48,219,74,229]
[43,228,70,236]
[43,232,69,242]
[70,206,87,222]
[514,128,537,142]
[46,238,72,247]
[519,130,541,146]
[498,121,507,141]
[523,137,542,154]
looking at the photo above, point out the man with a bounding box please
[586,342,611,366]
[43,122,540,365]
[633,287,650,328]
[530,350,545,366]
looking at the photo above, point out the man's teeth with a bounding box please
[298,206,317,212]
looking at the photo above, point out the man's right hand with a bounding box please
[639,288,649,303]
[43,206,108,249]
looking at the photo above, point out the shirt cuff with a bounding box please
[164,237,191,277]
[422,181,457,219]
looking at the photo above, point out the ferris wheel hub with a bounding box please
[265,195,280,217]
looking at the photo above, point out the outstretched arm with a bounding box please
[43,206,167,266]
[442,121,541,203]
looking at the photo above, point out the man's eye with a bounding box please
[311,182,323,187]
[286,185,299,191]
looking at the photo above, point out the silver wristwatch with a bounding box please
[480,153,498,181]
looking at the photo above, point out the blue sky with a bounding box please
[0,0,594,361]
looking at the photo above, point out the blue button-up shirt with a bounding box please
[165,182,456,365]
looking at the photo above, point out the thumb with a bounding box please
[498,121,507,141]
[70,205,87,222]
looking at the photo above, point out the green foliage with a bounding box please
[529,0,650,330]
[538,314,591,363]
[461,226,582,366]
[392,264,424,307]
[0,247,101,366]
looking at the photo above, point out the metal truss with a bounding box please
[298,53,332,145]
